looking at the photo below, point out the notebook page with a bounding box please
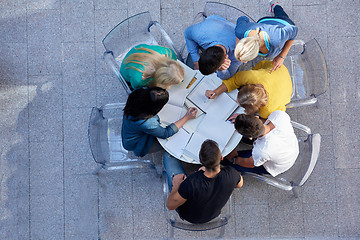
[183,132,207,160]
[165,128,192,159]
[158,104,182,124]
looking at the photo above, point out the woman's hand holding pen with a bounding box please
[205,90,216,99]
[185,107,197,119]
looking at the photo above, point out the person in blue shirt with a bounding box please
[234,1,298,73]
[121,87,197,157]
[184,15,241,80]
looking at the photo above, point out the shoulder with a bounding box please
[138,116,161,129]
[267,111,290,125]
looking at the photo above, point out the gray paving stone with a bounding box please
[94,0,128,10]
[0,85,28,110]
[62,42,96,108]
[0,0,27,9]
[0,42,27,85]
[336,169,360,238]
[327,0,360,37]
[99,207,133,240]
[233,176,269,205]
[128,0,160,20]
[226,0,260,21]
[234,204,270,238]
[28,43,62,75]
[331,102,360,169]
[28,75,63,142]
[30,193,64,240]
[27,0,60,9]
[29,141,63,196]
[94,9,127,75]
[64,174,98,240]
[293,5,327,40]
[27,9,61,44]
[0,9,27,43]
[61,0,95,42]
[63,107,97,175]
[96,74,128,106]
[303,202,338,237]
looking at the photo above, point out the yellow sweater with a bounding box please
[222,60,292,118]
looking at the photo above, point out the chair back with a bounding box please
[284,38,328,107]
[102,12,181,94]
[88,103,154,172]
[180,2,255,61]
[162,171,231,237]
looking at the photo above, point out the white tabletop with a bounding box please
[157,62,243,164]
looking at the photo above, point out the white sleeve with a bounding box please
[252,146,270,167]
[266,110,290,129]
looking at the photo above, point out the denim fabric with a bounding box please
[121,115,178,157]
[184,15,241,79]
[163,152,186,192]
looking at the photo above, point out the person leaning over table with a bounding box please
[165,139,243,224]
[121,87,197,157]
[222,111,299,177]
[234,0,298,73]
[184,15,241,80]
[205,60,292,119]
[120,44,185,89]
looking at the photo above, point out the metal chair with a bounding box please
[284,38,328,108]
[162,171,232,239]
[180,1,255,63]
[242,121,321,197]
[102,11,182,95]
[88,102,156,175]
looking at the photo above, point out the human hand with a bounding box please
[172,174,186,187]
[270,56,284,73]
[205,90,216,99]
[193,61,199,70]
[227,113,240,123]
[185,107,197,119]
[218,55,231,71]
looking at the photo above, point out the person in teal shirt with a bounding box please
[120,44,185,89]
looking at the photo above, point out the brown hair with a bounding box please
[199,139,222,172]
[234,114,265,138]
[237,84,268,115]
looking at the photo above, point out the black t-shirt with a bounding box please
[177,166,241,224]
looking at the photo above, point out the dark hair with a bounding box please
[198,46,225,75]
[234,114,265,138]
[199,139,222,171]
[123,87,169,120]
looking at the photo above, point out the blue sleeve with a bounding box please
[235,16,250,39]
[217,59,242,80]
[141,117,179,139]
[184,26,201,62]
[284,25,298,40]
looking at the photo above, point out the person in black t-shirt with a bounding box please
[165,139,243,224]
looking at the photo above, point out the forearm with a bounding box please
[235,156,255,168]
[278,40,294,58]
[174,115,190,129]
[212,83,228,97]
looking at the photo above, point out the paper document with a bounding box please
[183,132,208,160]
[165,128,192,159]
[158,104,183,125]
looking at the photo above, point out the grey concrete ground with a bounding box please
[0,0,359,239]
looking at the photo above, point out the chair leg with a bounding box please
[169,225,174,239]
[218,225,225,238]
[92,165,103,175]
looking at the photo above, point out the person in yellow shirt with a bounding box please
[205,60,292,119]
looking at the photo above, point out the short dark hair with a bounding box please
[123,87,169,120]
[198,46,225,75]
[199,139,222,171]
[234,114,265,138]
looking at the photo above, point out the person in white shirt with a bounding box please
[223,110,299,176]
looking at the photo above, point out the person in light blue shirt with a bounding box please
[184,15,241,80]
[234,1,298,73]
[121,87,197,157]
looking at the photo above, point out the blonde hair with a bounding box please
[124,46,184,89]
[235,28,260,63]
[237,84,268,115]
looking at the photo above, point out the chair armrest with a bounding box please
[291,120,312,135]
[242,172,293,191]
[151,21,183,62]
[103,51,132,95]
[286,97,317,108]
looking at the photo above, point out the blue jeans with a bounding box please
[222,150,269,175]
[163,152,186,192]
[258,5,296,25]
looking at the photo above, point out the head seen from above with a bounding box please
[123,87,169,120]
[125,46,184,89]
[198,46,226,75]
[234,114,265,139]
[199,139,222,172]
[235,28,261,63]
[237,84,268,115]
